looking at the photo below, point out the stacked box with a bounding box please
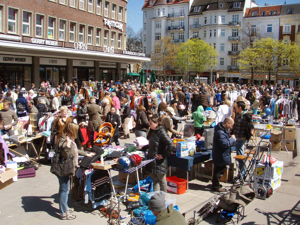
[255,161,283,179]
[284,125,296,141]
[255,176,282,190]
[176,141,195,158]
[271,142,281,151]
[285,141,295,151]
[270,129,283,142]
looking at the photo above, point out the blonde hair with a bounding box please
[60,106,68,113]
[63,122,78,140]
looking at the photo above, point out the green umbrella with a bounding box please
[139,69,146,86]
[150,70,156,84]
[127,72,140,77]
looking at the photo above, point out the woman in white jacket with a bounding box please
[51,93,60,112]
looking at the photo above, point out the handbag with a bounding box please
[50,141,74,177]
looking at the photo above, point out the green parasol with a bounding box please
[139,69,146,86]
[150,70,156,84]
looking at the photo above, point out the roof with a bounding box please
[189,0,244,16]
[142,0,189,9]
[244,5,281,18]
[281,3,300,15]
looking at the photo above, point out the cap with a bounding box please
[166,107,175,116]
[148,192,165,212]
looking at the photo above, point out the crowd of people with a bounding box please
[0,79,299,220]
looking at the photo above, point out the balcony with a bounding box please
[167,13,185,19]
[189,24,201,29]
[172,39,185,43]
[228,51,240,55]
[228,21,241,26]
[228,36,240,41]
[228,66,239,71]
[282,30,291,35]
[168,25,185,31]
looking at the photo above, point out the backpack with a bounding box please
[16,101,26,111]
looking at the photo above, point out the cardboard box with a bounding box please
[271,141,281,151]
[176,141,195,158]
[285,141,295,151]
[284,125,296,141]
[0,168,18,190]
[255,161,283,179]
[220,163,234,183]
[270,129,283,142]
[118,169,142,185]
[255,175,282,190]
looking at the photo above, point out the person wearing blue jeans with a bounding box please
[235,140,247,178]
[57,176,71,217]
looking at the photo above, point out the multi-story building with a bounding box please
[0,0,149,89]
[142,0,190,80]
[189,0,256,83]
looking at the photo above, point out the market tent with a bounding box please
[150,70,156,83]
[139,69,146,86]
[127,72,140,77]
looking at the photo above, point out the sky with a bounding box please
[127,0,300,34]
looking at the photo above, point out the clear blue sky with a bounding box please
[127,0,300,34]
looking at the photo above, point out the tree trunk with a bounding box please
[268,70,271,85]
[251,66,254,85]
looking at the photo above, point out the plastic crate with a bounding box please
[166,176,187,195]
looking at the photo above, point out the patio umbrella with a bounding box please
[150,70,156,84]
[139,69,146,86]
[127,72,140,77]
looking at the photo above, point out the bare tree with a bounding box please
[241,22,262,49]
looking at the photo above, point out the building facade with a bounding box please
[0,0,150,89]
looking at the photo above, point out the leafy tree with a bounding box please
[150,35,178,78]
[282,42,300,75]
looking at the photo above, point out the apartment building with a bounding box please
[0,0,150,89]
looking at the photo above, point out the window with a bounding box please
[193,31,198,38]
[213,43,216,49]
[70,0,76,7]
[209,30,212,37]
[261,11,265,16]
[144,23,146,30]
[232,43,238,51]
[194,18,199,25]
[8,8,18,33]
[179,32,184,40]
[232,29,238,37]
[221,29,225,37]
[118,33,122,49]
[171,20,174,27]
[214,16,217,23]
[252,11,257,17]
[274,10,278,15]
[221,15,225,24]
[149,0,153,5]
[233,2,241,8]
[96,0,102,15]
[286,8,293,14]
[111,4,116,19]
[104,30,108,46]
[213,29,216,37]
[170,33,174,40]
[210,16,212,24]
[36,14,44,37]
[193,6,200,12]
[204,30,206,38]
[111,31,115,48]
[79,0,85,10]
[220,43,225,52]
[269,11,273,16]
[143,34,146,42]
[179,19,184,28]
[251,25,256,36]
[267,24,272,33]
[284,24,291,33]
[220,58,224,65]
[155,33,161,40]
[155,20,161,29]
[232,15,239,22]
[144,47,146,53]
[79,24,85,43]
[48,17,56,39]
[88,0,94,13]
[144,12,147,19]
[69,22,76,42]
[157,8,160,16]
[22,11,31,35]
[59,20,66,41]
[88,26,93,44]
[231,58,237,66]
[204,17,207,24]
[59,0,66,4]
[96,28,101,46]
[162,8,165,16]
[104,1,109,17]
[118,6,123,21]
[0,6,2,32]
[180,7,184,16]
[220,3,223,8]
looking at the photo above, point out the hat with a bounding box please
[166,107,175,116]
[148,192,166,212]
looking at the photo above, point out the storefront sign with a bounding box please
[73,60,94,67]
[103,46,114,54]
[31,38,58,46]
[74,42,88,50]
[40,58,67,66]
[103,18,123,31]
[0,55,32,64]
[227,72,241,78]
[99,62,116,68]
[123,51,146,57]
[121,63,127,69]
[0,34,21,41]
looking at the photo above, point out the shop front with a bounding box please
[227,72,242,83]
[241,73,276,84]
[277,77,295,87]
[0,55,32,89]
[39,58,67,86]
[99,62,117,82]
[73,60,95,88]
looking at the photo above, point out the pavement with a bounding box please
[0,126,299,225]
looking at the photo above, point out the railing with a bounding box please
[228,36,240,41]
[172,39,184,43]
[189,24,201,29]
[168,25,185,31]
[227,66,239,71]
[228,21,241,26]
[282,30,291,35]
[167,13,185,18]
[228,51,240,55]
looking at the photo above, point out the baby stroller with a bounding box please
[94,122,115,147]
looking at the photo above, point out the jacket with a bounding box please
[16,93,29,112]
[105,112,121,130]
[135,110,149,132]
[151,98,158,114]
[147,126,175,174]
[62,95,72,106]
[232,110,253,140]
[155,204,187,225]
[77,104,87,124]
[112,96,121,110]
[87,103,102,132]
[121,104,131,120]
[161,115,181,137]
[198,92,209,109]
[212,122,236,167]
[192,106,207,128]
[29,105,38,113]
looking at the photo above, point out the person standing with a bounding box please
[77,99,87,126]
[16,92,29,117]
[105,106,121,146]
[212,117,236,192]
[87,96,102,146]
[120,98,131,139]
[135,105,149,138]
[0,100,18,135]
[150,92,158,114]
[192,105,207,136]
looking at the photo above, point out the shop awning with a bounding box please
[127,72,140,76]
[242,74,276,80]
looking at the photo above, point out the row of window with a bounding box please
[2,7,124,48]
[251,8,293,17]
[48,0,126,22]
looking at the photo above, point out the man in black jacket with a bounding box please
[212,117,236,192]
[105,106,121,146]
